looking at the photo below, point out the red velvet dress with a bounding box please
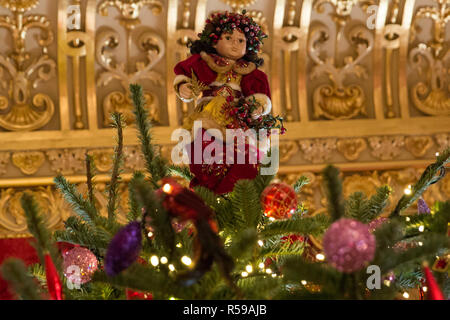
[174,52,272,194]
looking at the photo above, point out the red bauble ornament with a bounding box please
[126,288,153,300]
[44,253,63,300]
[423,265,445,300]
[261,183,298,219]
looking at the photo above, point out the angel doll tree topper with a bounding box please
[174,10,285,194]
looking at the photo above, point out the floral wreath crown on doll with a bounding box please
[197,10,267,53]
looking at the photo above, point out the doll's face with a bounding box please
[213,29,247,61]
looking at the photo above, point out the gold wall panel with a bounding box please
[0,0,448,238]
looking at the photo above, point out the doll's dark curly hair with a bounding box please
[188,10,267,67]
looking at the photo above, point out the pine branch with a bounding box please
[237,275,284,299]
[227,228,258,260]
[127,171,145,222]
[21,193,61,271]
[1,259,43,300]
[106,112,125,222]
[260,237,305,258]
[322,165,345,221]
[130,83,168,186]
[230,179,262,229]
[168,164,193,181]
[360,185,391,223]
[390,148,449,217]
[345,192,366,219]
[85,153,97,209]
[293,175,310,193]
[259,214,330,238]
[54,175,97,226]
[252,173,274,195]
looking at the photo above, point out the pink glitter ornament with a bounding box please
[368,217,388,233]
[323,218,376,273]
[63,247,98,285]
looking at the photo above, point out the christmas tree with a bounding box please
[1,84,448,300]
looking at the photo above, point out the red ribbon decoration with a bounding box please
[44,253,63,300]
[423,265,445,300]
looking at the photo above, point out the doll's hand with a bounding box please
[179,83,193,100]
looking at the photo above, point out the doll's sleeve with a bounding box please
[173,54,202,103]
[241,69,272,115]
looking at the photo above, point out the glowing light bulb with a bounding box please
[435,152,440,157]
[269,217,275,222]
[257,240,264,247]
[150,255,159,266]
[402,292,409,299]
[245,265,253,273]
[168,264,175,271]
[163,183,173,194]
[160,256,168,264]
[418,241,423,246]
[181,256,192,266]
[241,272,248,277]
[384,280,391,287]
[418,225,424,232]
[271,273,276,278]
[169,297,175,300]
[266,268,272,274]
[422,286,428,292]
[176,243,182,248]
[316,253,325,261]
[301,280,307,285]
[404,187,412,195]
[258,262,265,269]
[405,217,410,222]
[147,231,154,237]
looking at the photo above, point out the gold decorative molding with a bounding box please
[46,148,85,175]
[405,136,433,158]
[435,133,450,151]
[279,141,299,163]
[0,152,9,175]
[368,135,405,160]
[11,151,45,175]
[409,0,449,116]
[0,0,56,131]
[89,148,114,172]
[221,0,259,10]
[299,138,337,163]
[336,138,367,161]
[123,145,146,170]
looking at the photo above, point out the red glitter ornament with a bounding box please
[423,264,445,300]
[261,183,298,219]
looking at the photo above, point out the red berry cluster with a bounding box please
[198,10,267,53]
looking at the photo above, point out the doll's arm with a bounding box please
[241,69,272,117]
[173,54,201,103]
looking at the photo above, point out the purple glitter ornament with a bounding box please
[368,217,388,233]
[105,221,142,276]
[63,247,98,284]
[417,198,431,214]
[323,218,376,273]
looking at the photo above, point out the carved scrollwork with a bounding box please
[123,145,146,170]
[309,20,373,119]
[0,1,56,131]
[0,186,70,236]
[89,148,115,173]
[96,27,164,126]
[279,141,299,163]
[98,0,163,20]
[408,0,449,116]
[343,172,382,198]
[435,133,450,151]
[368,135,405,160]
[11,151,45,175]
[221,0,259,11]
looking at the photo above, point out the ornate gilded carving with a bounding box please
[309,1,375,119]
[46,149,85,175]
[409,0,449,116]
[336,138,367,161]
[0,152,9,175]
[279,141,299,163]
[435,133,450,151]
[221,0,259,10]
[0,0,56,131]
[97,1,164,126]
[298,138,337,163]
[0,186,70,237]
[368,136,405,160]
[89,149,114,172]
[11,151,44,175]
[343,172,381,198]
[405,136,433,158]
[123,145,146,170]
